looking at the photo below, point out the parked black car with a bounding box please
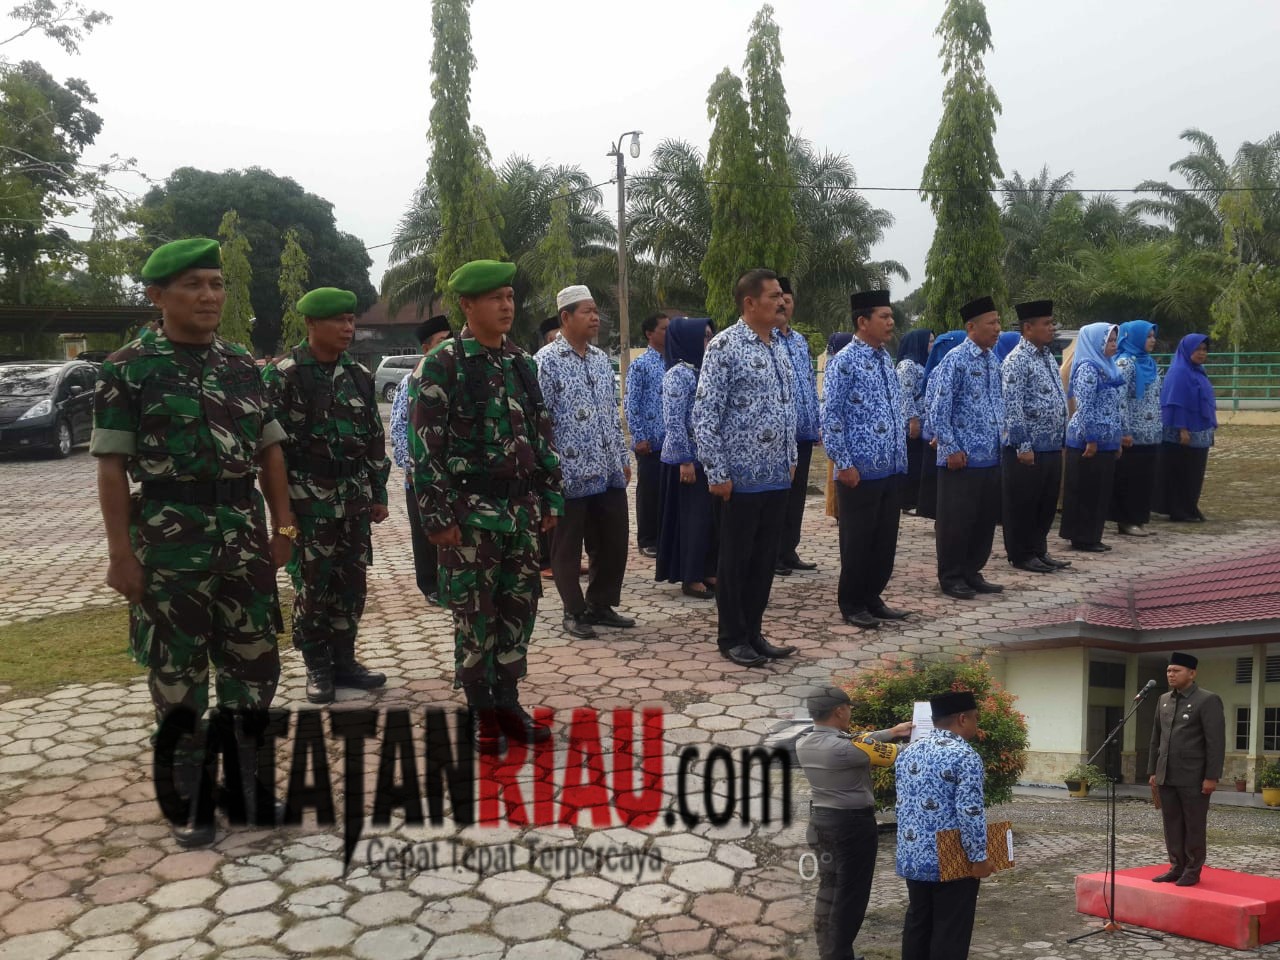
[0,360,98,458]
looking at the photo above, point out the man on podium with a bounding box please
[1147,651,1225,887]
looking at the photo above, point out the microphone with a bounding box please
[1133,679,1159,702]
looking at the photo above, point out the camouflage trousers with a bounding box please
[290,511,371,659]
[438,524,540,688]
[130,557,280,756]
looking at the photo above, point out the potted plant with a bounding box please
[1063,763,1106,798]
[1260,761,1280,807]
[1234,775,1248,792]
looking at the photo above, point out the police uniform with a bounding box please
[1147,652,1225,886]
[408,260,564,751]
[262,287,391,703]
[91,238,286,842]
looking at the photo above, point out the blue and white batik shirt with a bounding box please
[926,338,1004,468]
[661,364,699,465]
[624,345,666,451]
[1001,337,1067,454]
[822,337,908,481]
[776,326,820,443]
[895,729,988,883]
[1118,357,1163,447]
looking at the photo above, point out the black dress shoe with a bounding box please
[1038,553,1071,569]
[870,605,911,621]
[1151,869,1182,883]
[941,582,977,600]
[1175,873,1200,887]
[639,545,658,557]
[1012,558,1056,573]
[681,583,715,600]
[752,635,797,658]
[783,555,818,571]
[563,613,597,639]
[724,645,767,667]
[843,610,880,628]
[587,606,636,628]
[773,562,793,576]
[966,576,1004,594]
[1070,542,1109,553]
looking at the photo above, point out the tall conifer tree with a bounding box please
[277,228,310,353]
[428,0,505,320]
[920,0,1006,331]
[745,4,795,276]
[217,210,254,350]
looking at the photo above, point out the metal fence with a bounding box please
[1152,352,1280,411]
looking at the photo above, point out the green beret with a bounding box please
[141,238,221,282]
[449,260,517,296]
[297,287,358,319]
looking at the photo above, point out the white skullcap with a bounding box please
[556,285,593,311]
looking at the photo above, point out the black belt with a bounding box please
[291,454,363,479]
[810,804,875,818]
[454,474,533,500]
[140,478,254,505]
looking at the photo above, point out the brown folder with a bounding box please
[1150,782,1162,811]
[936,820,1014,882]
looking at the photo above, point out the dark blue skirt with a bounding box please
[655,462,719,586]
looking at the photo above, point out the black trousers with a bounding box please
[902,878,980,960]
[779,440,814,561]
[1060,447,1117,546]
[1000,448,1062,564]
[1160,443,1209,521]
[1158,784,1211,877]
[717,489,788,652]
[808,807,878,960]
[634,449,662,549]
[935,466,1001,587]
[1110,443,1158,526]
[405,483,437,599]
[902,435,924,511]
[836,476,901,615]
[550,487,629,616]
[917,453,940,520]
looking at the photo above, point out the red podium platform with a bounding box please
[1076,865,1280,949]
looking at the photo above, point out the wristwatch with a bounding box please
[274,525,299,542]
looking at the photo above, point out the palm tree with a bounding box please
[382,158,616,343]
[999,166,1075,299]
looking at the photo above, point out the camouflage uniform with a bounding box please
[261,344,390,683]
[90,326,285,744]
[408,332,563,691]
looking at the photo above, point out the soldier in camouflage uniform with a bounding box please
[262,287,391,704]
[91,238,296,847]
[408,260,564,753]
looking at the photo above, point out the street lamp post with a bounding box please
[608,130,642,393]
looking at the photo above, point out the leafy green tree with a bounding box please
[1,1,110,57]
[744,3,795,276]
[919,0,1006,331]
[277,228,309,354]
[132,167,375,355]
[701,68,765,325]
[525,188,577,317]
[625,139,712,309]
[216,210,254,350]
[427,0,505,321]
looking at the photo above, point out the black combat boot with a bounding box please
[302,647,335,704]
[233,715,286,830]
[493,677,552,745]
[463,683,506,755]
[163,757,216,848]
[332,641,387,690]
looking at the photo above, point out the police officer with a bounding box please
[797,687,913,960]
[1148,652,1225,887]
[263,288,391,703]
[408,260,564,752]
[92,237,295,846]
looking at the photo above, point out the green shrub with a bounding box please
[1062,763,1107,787]
[1260,761,1280,789]
[839,657,1029,809]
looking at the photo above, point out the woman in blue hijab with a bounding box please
[1109,320,1162,535]
[1158,334,1216,521]
[1060,322,1129,551]
[993,331,1021,363]
[895,329,934,513]
[656,317,719,597]
[916,330,967,520]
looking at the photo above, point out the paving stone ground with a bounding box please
[1,423,1279,959]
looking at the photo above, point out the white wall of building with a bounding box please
[1004,647,1088,753]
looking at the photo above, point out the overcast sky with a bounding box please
[10,0,1280,298]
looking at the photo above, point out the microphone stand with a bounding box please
[1067,687,1163,944]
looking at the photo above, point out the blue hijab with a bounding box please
[1117,319,1158,400]
[664,316,714,371]
[994,331,1021,363]
[921,330,967,393]
[1068,322,1123,397]
[896,329,933,367]
[1160,333,1216,430]
[827,332,853,357]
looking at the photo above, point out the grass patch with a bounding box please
[0,604,143,698]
